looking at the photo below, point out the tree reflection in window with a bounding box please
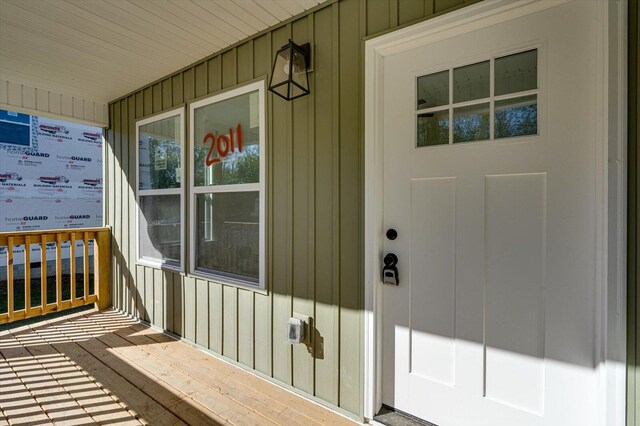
[146,137,181,189]
[417,111,449,147]
[453,103,490,143]
[495,95,537,139]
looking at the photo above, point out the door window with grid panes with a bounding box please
[416,49,538,147]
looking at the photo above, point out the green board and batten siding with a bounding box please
[630,1,640,425]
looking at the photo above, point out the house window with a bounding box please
[190,81,265,289]
[136,108,185,270]
[416,49,538,147]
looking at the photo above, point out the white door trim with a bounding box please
[362,0,628,424]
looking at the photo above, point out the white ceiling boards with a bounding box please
[0,0,325,125]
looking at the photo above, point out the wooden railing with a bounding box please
[0,227,110,325]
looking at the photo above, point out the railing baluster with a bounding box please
[83,232,89,300]
[70,233,76,304]
[56,234,62,309]
[95,230,110,310]
[41,234,47,311]
[25,236,31,315]
[7,237,14,322]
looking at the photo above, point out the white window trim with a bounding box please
[188,80,266,291]
[135,107,186,272]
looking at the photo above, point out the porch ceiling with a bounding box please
[0,0,326,105]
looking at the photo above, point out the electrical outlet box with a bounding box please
[287,317,306,344]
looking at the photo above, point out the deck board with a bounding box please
[0,309,356,426]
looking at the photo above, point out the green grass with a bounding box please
[0,273,95,314]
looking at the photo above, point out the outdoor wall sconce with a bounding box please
[268,40,311,101]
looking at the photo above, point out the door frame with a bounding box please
[363,0,628,424]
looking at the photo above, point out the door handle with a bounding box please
[382,253,399,286]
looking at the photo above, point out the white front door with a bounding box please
[381,2,602,425]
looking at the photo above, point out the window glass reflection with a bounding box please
[417,110,449,147]
[196,191,259,283]
[139,116,181,190]
[495,50,537,96]
[453,103,490,143]
[417,71,449,109]
[454,61,490,103]
[139,194,181,266]
[194,91,260,187]
[495,95,537,139]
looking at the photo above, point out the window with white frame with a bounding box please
[416,48,538,147]
[136,108,185,270]
[190,81,265,289]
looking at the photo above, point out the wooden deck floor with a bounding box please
[0,309,357,426]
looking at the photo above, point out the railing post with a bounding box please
[94,229,111,310]
[7,237,13,322]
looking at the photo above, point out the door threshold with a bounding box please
[374,405,437,426]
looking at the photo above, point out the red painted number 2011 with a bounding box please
[203,124,243,166]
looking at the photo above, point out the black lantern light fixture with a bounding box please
[268,40,311,101]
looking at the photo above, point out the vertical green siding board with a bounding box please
[222,49,238,89]
[271,24,293,386]
[183,69,195,102]
[133,90,143,316]
[631,2,639,424]
[135,92,143,118]
[253,35,269,78]
[266,28,275,380]
[195,62,208,98]
[132,91,142,318]
[196,279,209,347]
[144,267,154,322]
[164,271,174,332]
[237,41,253,83]
[152,83,162,113]
[143,87,152,117]
[291,16,313,395]
[306,15,317,392]
[238,289,254,367]
[113,101,123,310]
[107,103,114,305]
[389,0,399,28]
[137,266,146,321]
[424,0,435,17]
[120,99,131,314]
[253,32,273,377]
[130,91,142,319]
[313,6,337,404]
[172,74,183,106]
[398,0,425,25]
[330,3,341,406]
[366,0,391,35]
[120,99,127,313]
[173,275,184,336]
[434,0,463,13]
[184,276,196,342]
[153,268,163,328]
[207,57,222,94]
[223,286,238,360]
[107,104,116,305]
[209,283,223,353]
[127,96,137,316]
[254,292,272,375]
[162,79,173,110]
[338,0,362,413]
